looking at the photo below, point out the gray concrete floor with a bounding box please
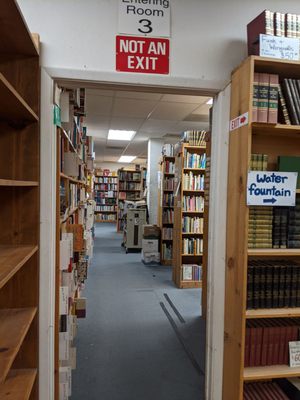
[71,223,205,400]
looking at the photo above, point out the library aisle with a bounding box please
[71,223,205,400]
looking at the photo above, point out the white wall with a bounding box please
[18,0,300,91]
[147,139,164,224]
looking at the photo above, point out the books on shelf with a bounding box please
[94,176,118,184]
[181,130,206,146]
[119,171,141,181]
[119,191,140,201]
[183,171,204,190]
[163,193,174,207]
[252,73,279,123]
[164,177,174,190]
[162,144,175,157]
[182,195,204,212]
[165,160,175,174]
[95,205,116,212]
[245,318,300,367]
[249,153,268,170]
[182,238,203,254]
[248,206,273,249]
[181,264,202,281]
[182,216,203,233]
[183,148,206,169]
[162,227,173,240]
[247,260,300,310]
[279,156,300,189]
[162,209,174,224]
[95,213,117,222]
[119,181,141,190]
[162,243,172,260]
[94,183,117,191]
[244,381,292,399]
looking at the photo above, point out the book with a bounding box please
[278,156,300,189]
[258,73,269,123]
[278,84,291,125]
[282,79,300,125]
[247,10,274,55]
[268,74,279,123]
[252,72,259,122]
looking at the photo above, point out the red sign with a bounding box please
[116,35,169,75]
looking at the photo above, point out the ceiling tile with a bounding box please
[161,94,208,104]
[139,119,177,134]
[112,98,157,118]
[109,117,144,131]
[149,102,199,121]
[116,91,162,101]
[88,129,108,139]
[85,115,110,129]
[86,88,114,97]
[86,95,113,116]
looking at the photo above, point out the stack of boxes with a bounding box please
[142,225,161,264]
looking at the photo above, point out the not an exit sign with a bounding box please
[116,35,169,74]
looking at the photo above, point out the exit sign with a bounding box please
[116,35,169,74]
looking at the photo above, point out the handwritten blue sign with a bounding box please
[247,171,298,206]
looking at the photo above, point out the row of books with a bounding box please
[181,130,206,146]
[244,382,290,400]
[182,195,204,212]
[162,144,175,157]
[94,184,117,191]
[163,193,174,207]
[182,216,204,233]
[95,205,117,212]
[162,227,173,240]
[162,243,172,260]
[252,73,278,123]
[164,177,174,190]
[95,198,116,206]
[184,149,206,169]
[248,206,273,249]
[94,176,118,184]
[165,160,175,174]
[182,238,203,255]
[183,172,205,191]
[119,182,141,191]
[94,191,117,199]
[162,209,174,224]
[118,192,140,201]
[250,154,268,171]
[247,260,300,310]
[95,214,117,222]
[118,171,141,181]
[182,264,202,281]
[245,318,300,367]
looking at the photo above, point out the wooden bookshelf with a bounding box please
[158,155,175,266]
[94,172,118,223]
[0,3,40,398]
[173,143,206,289]
[223,56,300,399]
[117,169,142,232]
[55,90,94,399]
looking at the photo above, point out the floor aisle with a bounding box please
[71,223,205,400]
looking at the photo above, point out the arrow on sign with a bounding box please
[263,198,277,204]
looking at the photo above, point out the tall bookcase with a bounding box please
[55,93,94,399]
[0,2,40,399]
[117,169,142,232]
[223,56,300,399]
[173,143,206,289]
[94,172,118,223]
[158,156,175,265]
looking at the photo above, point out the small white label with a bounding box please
[289,341,300,367]
[260,34,300,60]
[229,112,249,132]
[247,171,297,207]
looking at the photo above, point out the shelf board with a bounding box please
[248,248,300,256]
[182,253,203,256]
[163,206,174,208]
[0,73,38,122]
[0,308,37,383]
[0,369,37,400]
[0,179,38,187]
[183,189,204,193]
[182,211,204,214]
[0,245,38,289]
[244,365,300,381]
[183,168,206,172]
[246,308,300,319]
[95,210,117,213]
[60,173,86,186]
[163,222,173,225]
[162,238,173,241]
[164,173,174,176]
[96,220,116,223]
[118,180,141,182]
[182,232,203,235]
[183,145,206,150]
[163,189,174,192]
[252,122,300,138]
[180,280,202,289]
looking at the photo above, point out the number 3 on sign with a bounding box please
[138,19,153,34]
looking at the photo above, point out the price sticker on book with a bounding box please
[289,341,300,367]
[247,171,298,206]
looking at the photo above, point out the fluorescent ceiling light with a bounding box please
[108,129,136,141]
[206,98,213,105]
[118,156,136,163]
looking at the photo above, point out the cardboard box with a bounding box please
[143,224,161,238]
[142,239,159,253]
[142,251,160,264]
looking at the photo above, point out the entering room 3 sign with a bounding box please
[116,35,169,74]
[118,0,171,37]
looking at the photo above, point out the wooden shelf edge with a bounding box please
[0,245,38,289]
[246,308,300,319]
[248,248,300,256]
[60,207,79,224]
[0,369,37,400]
[179,280,202,289]
[0,308,37,383]
[244,365,300,381]
[60,173,87,186]
[0,179,38,187]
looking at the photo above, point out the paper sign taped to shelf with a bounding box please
[259,34,300,61]
[289,341,300,367]
[247,171,297,206]
[229,112,249,132]
[116,35,169,74]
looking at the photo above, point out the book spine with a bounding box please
[290,79,300,123]
[252,72,259,122]
[278,84,291,125]
[286,13,292,37]
[268,74,279,123]
[258,73,269,123]
[282,79,299,125]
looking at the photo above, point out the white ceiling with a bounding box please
[84,89,211,165]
